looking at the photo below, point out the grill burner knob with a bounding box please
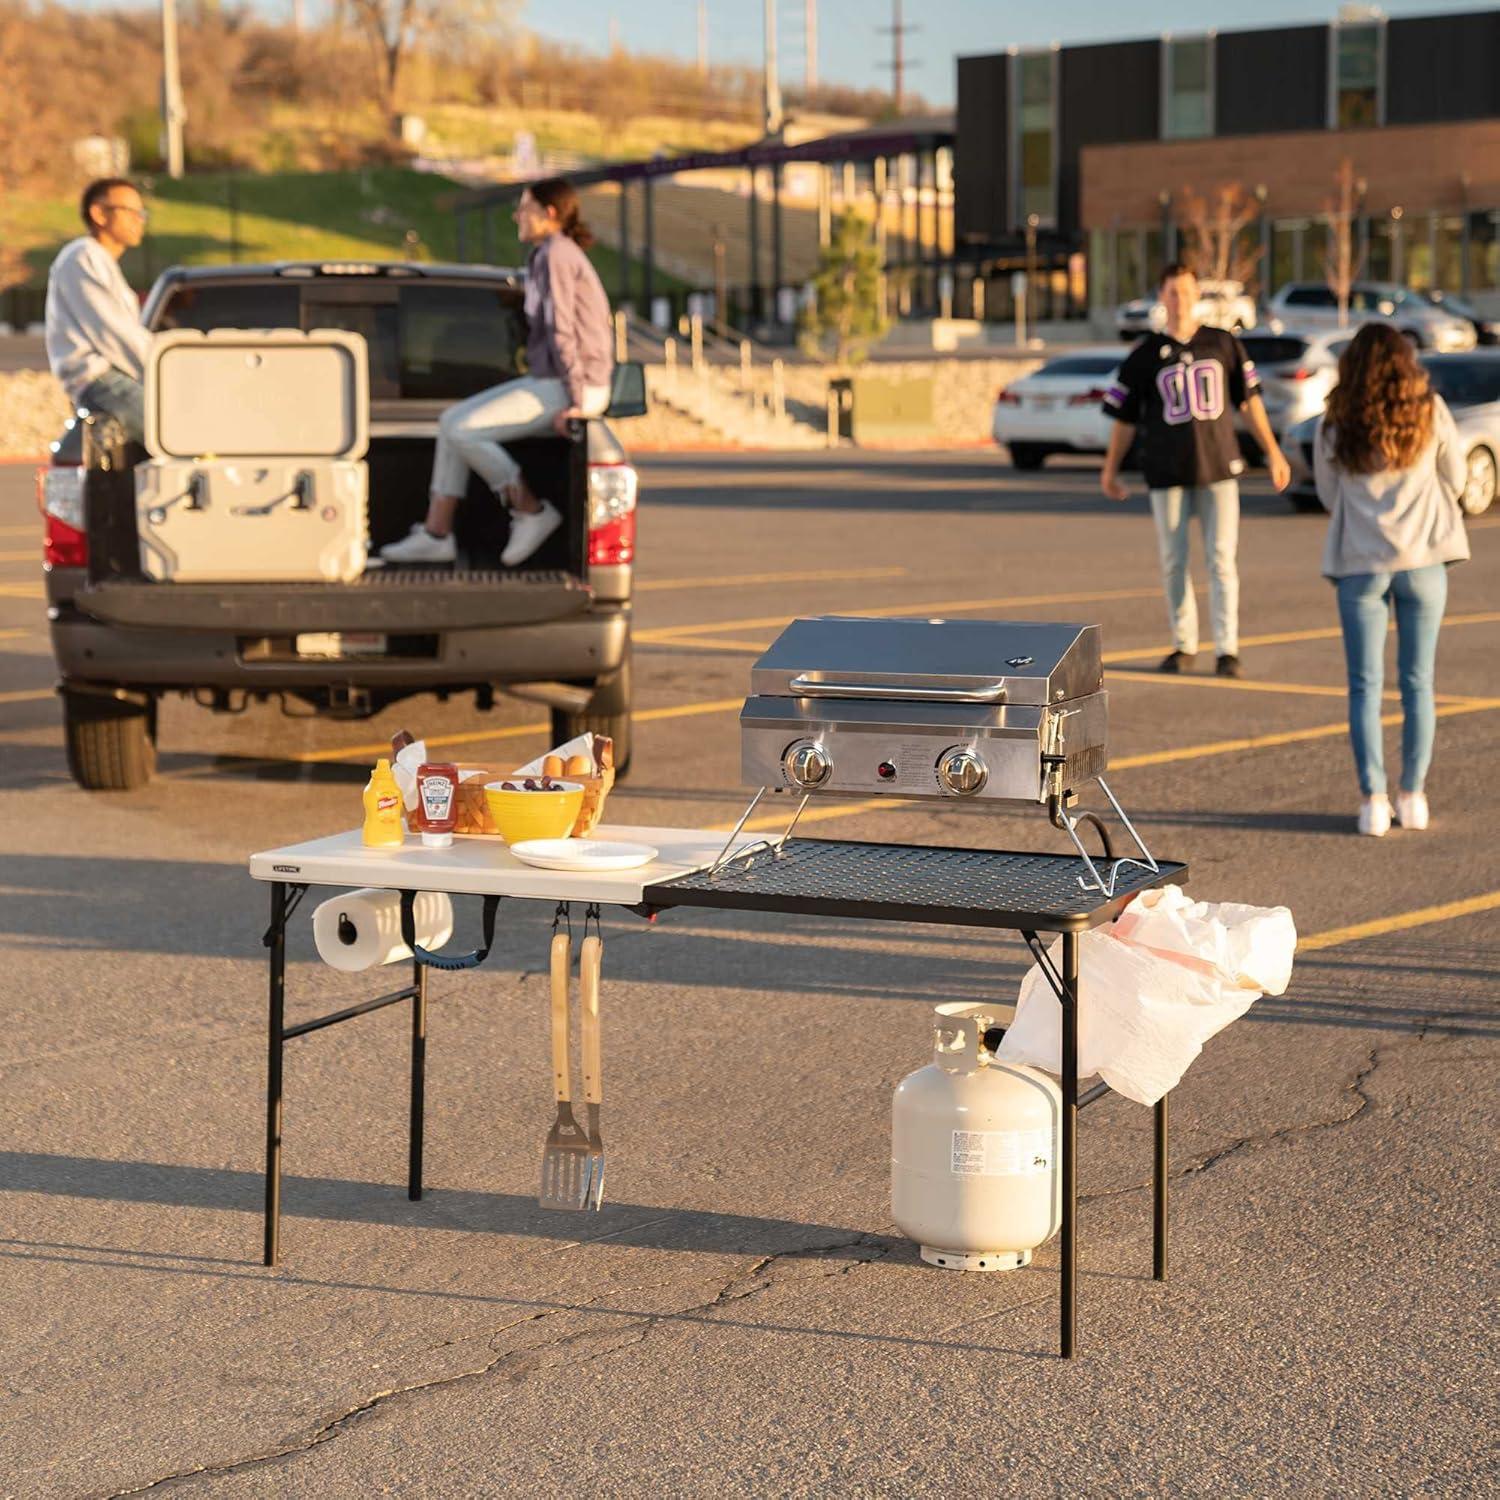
[784,740,832,790]
[937,748,988,797]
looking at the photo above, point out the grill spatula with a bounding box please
[539,928,590,1210]
[579,930,605,1210]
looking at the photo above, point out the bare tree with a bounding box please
[1179,182,1263,287]
[1323,157,1366,328]
[346,0,517,132]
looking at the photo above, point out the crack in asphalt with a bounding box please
[103,1234,891,1496]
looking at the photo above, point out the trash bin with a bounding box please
[828,372,935,445]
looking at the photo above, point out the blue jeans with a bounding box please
[77,370,146,445]
[1148,480,1240,656]
[1335,565,1448,796]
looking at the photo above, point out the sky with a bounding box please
[512,0,1495,109]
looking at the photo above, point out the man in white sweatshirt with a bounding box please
[45,178,152,443]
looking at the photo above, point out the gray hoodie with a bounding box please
[45,236,151,401]
[1314,394,1471,579]
[523,233,613,408]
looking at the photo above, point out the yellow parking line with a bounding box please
[1102,610,1500,664]
[0,550,38,563]
[636,586,1169,644]
[0,629,30,642]
[0,688,53,705]
[637,567,907,593]
[642,636,776,653]
[1106,669,1477,705]
[0,526,36,538]
[1299,890,1500,952]
[0,583,43,600]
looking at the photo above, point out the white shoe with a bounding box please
[1358,795,1392,837]
[1395,791,1430,830]
[379,523,456,564]
[500,501,562,567]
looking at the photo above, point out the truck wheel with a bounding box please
[1009,444,1047,471]
[552,646,633,779]
[64,691,157,791]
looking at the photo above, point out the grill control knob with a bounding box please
[784,740,832,790]
[937,747,988,797]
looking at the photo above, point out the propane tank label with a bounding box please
[951,1127,1054,1177]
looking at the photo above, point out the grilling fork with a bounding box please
[539,927,590,1210]
[579,927,605,1210]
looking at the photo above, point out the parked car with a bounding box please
[1421,290,1500,347]
[35,261,647,790]
[1236,327,1355,442]
[992,350,1123,469]
[1115,279,1257,341]
[1283,350,1500,513]
[1265,282,1477,352]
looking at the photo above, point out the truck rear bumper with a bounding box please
[49,603,630,692]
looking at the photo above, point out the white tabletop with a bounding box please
[249,824,756,905]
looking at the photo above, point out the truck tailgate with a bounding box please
[73,570,592,632]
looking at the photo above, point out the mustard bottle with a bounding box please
[362,757,405,848]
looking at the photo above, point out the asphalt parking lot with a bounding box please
[1,450,1496,1496]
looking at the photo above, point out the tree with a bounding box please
[347,0,517,132]
[798,211,887,367]
[1323,158,1366,329]
[1179,182,1263,287]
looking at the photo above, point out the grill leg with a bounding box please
[1154,1091,1169,1281]
[408,955,428,1201]
[1060,930,1079,1359]
[264,882,287,1269]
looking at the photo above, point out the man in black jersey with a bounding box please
[1100,262,1290,677]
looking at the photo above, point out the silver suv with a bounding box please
[1265,282,1476,352]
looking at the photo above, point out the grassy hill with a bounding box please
[6,167,686,298]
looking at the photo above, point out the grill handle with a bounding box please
[787,675,1008,703]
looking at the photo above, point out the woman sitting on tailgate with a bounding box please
[381,176,614,568]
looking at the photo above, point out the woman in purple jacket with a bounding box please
[381,177,615,567]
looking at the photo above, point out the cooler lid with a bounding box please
[144,328,369,461]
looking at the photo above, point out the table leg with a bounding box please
[1060,929,1079,1360]
[408,953,428,1201]
[264,882,287,1269]
[1154,1091,1169,1281]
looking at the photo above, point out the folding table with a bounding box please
[250,824,1187,1357]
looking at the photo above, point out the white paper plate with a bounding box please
[507,839,659,872]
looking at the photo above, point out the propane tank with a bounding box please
[892,1001,1061,1271]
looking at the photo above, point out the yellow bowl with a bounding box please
[483,780,586,843]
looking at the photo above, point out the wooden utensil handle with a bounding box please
[550,931,571,1103]
[580,934,602,1106]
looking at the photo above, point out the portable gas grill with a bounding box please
[719,615,1157,895]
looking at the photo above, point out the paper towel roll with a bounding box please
[312,888,454,972]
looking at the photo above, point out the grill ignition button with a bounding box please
[877,761,897,781]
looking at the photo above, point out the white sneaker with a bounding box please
[500,501,562,567]
[1358,795,1392,837]
[1395,791,1430,830]
[379,523,456,564]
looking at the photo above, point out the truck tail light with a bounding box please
[1068,387,1109,406]
[587,462,638,566]
[36,465,88,569]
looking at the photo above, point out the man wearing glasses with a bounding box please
[45,178,152,443]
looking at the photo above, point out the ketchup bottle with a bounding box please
[415,762,460,848]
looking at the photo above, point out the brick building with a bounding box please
[954,6,1500,321]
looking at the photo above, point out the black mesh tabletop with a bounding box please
[642,837,1187,932]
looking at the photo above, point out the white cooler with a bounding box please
[135,327,370,583]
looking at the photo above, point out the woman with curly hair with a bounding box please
[1315,322,1471,836]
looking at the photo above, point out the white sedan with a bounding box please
[992,350,1123,470]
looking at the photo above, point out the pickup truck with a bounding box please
[36,260,646,790]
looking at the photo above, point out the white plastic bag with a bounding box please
[996,886,1297,1105]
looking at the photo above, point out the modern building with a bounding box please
[954,6,1500,322]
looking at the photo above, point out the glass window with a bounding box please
[1039,355,1121,376]
[397,285,525,400]
[1284,285,1335,308]
[154,282,301,333]
[1240,336,1310,367]
[1270,222,1299,292]
[1014,52,1055,227]
[1334,23,1382,129]
[1423,357,1500,409]
[1434,217,1463,294]
[1470,211,1500,293]
[1164,37,1213,140]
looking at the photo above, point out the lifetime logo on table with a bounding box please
[272,864,302,874]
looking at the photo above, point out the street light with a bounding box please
[1019,212,1039,348]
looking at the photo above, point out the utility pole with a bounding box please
[292,0,305,31]
[763,0,783,136]
[805,0,817,93]
[698,0,708,76]
[160,0,186,179]
[877,0,917,116]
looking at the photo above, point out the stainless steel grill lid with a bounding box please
[740,616,1108,804]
